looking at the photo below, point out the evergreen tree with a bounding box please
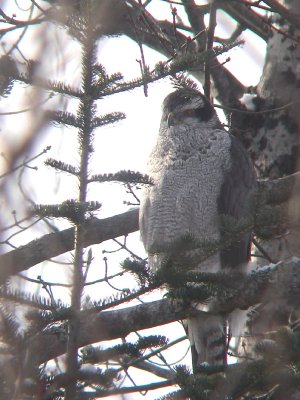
[0,1,300,399]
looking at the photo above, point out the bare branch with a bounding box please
[220,2,271,41]
[0,208,139,284]
[204,1,217,99]
[263,0,300,30]
[182,0,206,46]
[132,360,176,379]
[182,0,245,105]
[67,379,175,399]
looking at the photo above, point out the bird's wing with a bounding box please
[217,134,257,269]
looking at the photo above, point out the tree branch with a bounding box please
[28,299,191,365]
[28,258,300,365]
[52,0,246,107]
[220,2,271,41]
[263,0,300,30]
[71,379,175,399]
[182,0,245,105]
[204,0,217,99]
[258,171,300,206]
[131,360,176,380]
[0,208,139,284]
[2,171,300,283]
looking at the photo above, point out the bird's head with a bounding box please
[162,88,220,128]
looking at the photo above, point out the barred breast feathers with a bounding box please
[139,125,233,265]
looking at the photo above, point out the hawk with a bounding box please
[139,88,256,370]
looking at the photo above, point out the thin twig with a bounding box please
[112,237,144,261]
[214,100,297,115]
[252,237,275,264]
[171,6,180,49]
[204,1,217,99]
[5,3,34,56]
[135,1,149,96]
[117,336,186,372]
[0,93,54,115]
[269,22,300,44]
[0,8,44,26]
[66,379,175,399]
[160,0,210,12]
[0,146,51,179]
[125,183,141,206]
[229,0,271,12]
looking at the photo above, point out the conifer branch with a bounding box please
[91,112,126,128]
[16,73,83,98]
[47,110,82,128]
[89,170,153,184]
[45,158,79,176]
[32,200,101,222]
[65,7,98,397]
[29,258,300,366]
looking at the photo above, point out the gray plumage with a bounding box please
[139,88,256,370]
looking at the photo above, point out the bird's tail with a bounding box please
[187,313,227,371]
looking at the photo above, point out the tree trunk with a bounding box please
[236,2,300,374]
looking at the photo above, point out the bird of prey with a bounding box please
[139,87,256,370]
